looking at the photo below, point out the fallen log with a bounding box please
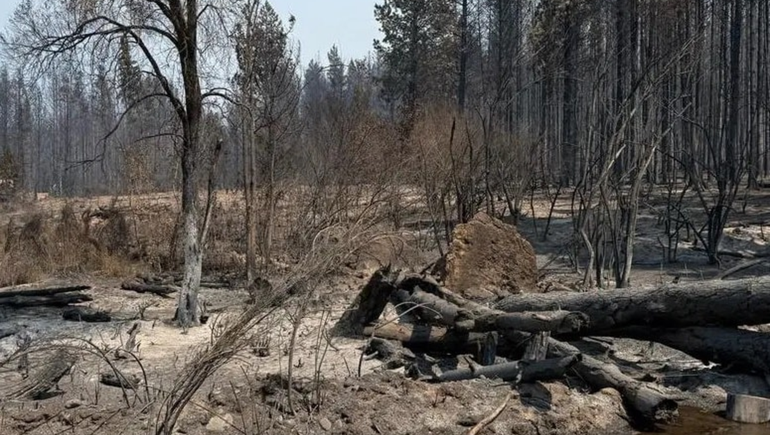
[430,283,679,424]
[456,310,589,335]
[363,323,491,355]
[0,293,93,308]
[365,338,416,369]
[545,338,678,424]
[611,326,770,374]
[692,246,770,259]
[333,267,400,336]
[388,274,591,335]
[0,284,91,298]
[523,332,550,362]
[438,360,523,382]
[62,307,111,323]
[120,279,176,298]
[436,355,579,383]
[495,276,770,333]
[521,354,580,382]
[391,288,459,326]
[100,372,140,390]
[717,259,766,280]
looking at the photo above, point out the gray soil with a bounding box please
[1,190,770,434]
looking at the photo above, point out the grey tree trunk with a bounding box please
[175,0,204,328]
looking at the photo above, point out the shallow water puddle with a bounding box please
[644,406,770,435]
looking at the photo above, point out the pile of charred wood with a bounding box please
[334,266,770,426]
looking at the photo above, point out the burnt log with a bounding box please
[612,326,770,375]
[523,332,550,362]
[521,354,580,382]
[120,279,177,298]
[363,323,491,355]
[495,276,770,333]
[0,284,91,298]
[391,288,459,326]
[100,372,140,390]
[62,307,111,323]
[365,338,416,369]
[547,338,678,424]
[437,360,524,382]
[332,267,400,336]
[456,310,589,335]
[0,293,92,308]
[392,274,590,334]
[436,355,579,383]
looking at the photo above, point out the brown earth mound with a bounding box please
[440,212,538,300]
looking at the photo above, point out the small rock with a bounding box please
[205,413,234,433]
[65,399,84,409]
[59,413,73,426]
[319,417,333,431]
[208,388,228,407]
[457,415,480,427]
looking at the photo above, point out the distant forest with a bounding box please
[0,0,764,200]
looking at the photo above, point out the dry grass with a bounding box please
[0,181,409,287]
[0,203,140,286]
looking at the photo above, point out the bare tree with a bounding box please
[233,0,300,283]
[4,0,229,326]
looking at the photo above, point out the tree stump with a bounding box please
[726,393,770,424]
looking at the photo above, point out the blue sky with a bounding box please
[0,1,381,66]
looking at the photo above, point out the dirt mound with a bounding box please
[440,212,538,300]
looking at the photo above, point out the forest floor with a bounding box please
[1,187,770,434]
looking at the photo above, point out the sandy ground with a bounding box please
[0,187,769,434]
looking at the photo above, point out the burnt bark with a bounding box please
[436,355,580,383]
[121,279,177,298]
[0,293,92,307]
[62,307,111,323]
[495,277,770,333]
[456,310,589,335]
[332,267,399,336]
[523,331,550,361]
[611,326,770,375]
[100,371,140,390]
[363,323,491,355]
[392,287,459,326]
[0,285,90,298]
[545,338,678,424]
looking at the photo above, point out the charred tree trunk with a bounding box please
[611,326,770,375]
[495,277,770,333]
[332,267,400,336]
[435,355,579,383]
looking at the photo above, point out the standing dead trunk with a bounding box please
[244,116,258,287]
[176,144,202,327]
[263,124,277,271]
[175,5,204,328]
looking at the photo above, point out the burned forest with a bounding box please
[0,0,769,434]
